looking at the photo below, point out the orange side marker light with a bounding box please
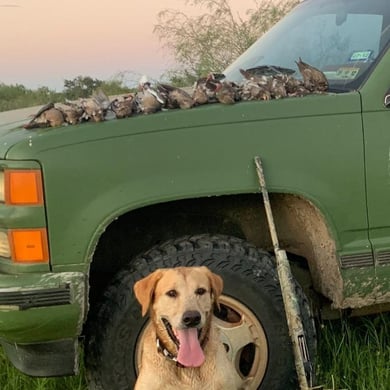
[5,170,44,205]
[9,229,49,263]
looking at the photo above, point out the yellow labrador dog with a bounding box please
[133,266,242,390]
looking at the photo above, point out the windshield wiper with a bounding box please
[244,65,296,77]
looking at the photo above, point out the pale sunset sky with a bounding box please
[0,0,256,91]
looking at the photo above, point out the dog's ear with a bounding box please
[133,269,164,317]
[203,267,223,308]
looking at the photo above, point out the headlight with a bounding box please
[0,231,11,258]
[0,171,4,202]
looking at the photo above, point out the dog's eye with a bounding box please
[166,289,178,298]
[195,288,207,296]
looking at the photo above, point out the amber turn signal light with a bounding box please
[4,170,44,205]
[9,228,49,263]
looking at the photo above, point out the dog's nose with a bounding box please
[182,310,201,327]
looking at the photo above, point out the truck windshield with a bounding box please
[224,0,390,92]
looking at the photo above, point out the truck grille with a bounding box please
[376,251,390,266]
[0,285,71,310]
[339,253,374,269]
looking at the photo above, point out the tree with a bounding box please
[154,0,299,85]
[0,74,134,112]
[63,75,134,100]
[0,83,62,112]
[63,76,104,99]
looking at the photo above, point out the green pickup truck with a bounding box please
[0,0,389,388]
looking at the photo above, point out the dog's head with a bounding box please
[133,266,223,367]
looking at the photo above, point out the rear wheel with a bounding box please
[85,234,316,389]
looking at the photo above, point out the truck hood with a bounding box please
[0,92,361,160]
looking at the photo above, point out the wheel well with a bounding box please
[88,193,342,311]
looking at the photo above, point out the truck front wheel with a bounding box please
[85,234,316,389]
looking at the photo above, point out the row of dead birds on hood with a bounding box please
[23,58,328,129]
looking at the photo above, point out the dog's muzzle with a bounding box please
[159,311,206,368]
[182,310,201,327]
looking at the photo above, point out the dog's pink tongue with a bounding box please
[176,328,205,367]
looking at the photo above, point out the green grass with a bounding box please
[0,313,388,389]
[316,313,390,390]
[0,351,87,390]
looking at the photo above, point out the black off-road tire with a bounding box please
[84,234,316,389]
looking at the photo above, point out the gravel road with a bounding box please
[0,106,40,132]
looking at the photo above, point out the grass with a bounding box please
[316,313,390,390]
[0,350,87,390]
[0,313,388,390]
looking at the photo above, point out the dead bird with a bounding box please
[83,89,111,122]
[280,74,305,96]
[240,66,315,99]
[157,83,194,109]
[55,103,84,125]
[91,88,111,110]
[23,102,65,129]
[80,98,106,122]
[295,57,328,92]
[192,79,210,105]
[240,65,295,79]
[110,94,136,119]
[206,80,238,105]
[192,73,225,105]
[216,82,237,104]
[240,79,271,101]
[239,68,270,87]
[65,89,110,123]
[268,77,287,99]
[138,75,165,114]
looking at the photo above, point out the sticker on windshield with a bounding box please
[349,50,373,62]
[335,67,360,80]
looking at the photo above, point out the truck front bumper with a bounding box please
[0,271,86,376]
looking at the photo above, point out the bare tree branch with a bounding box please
[154,0,299,83]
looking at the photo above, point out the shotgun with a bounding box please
[254,156,313,390]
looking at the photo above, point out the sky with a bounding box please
[0,0,256,91]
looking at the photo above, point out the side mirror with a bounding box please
[385,88,390,108]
